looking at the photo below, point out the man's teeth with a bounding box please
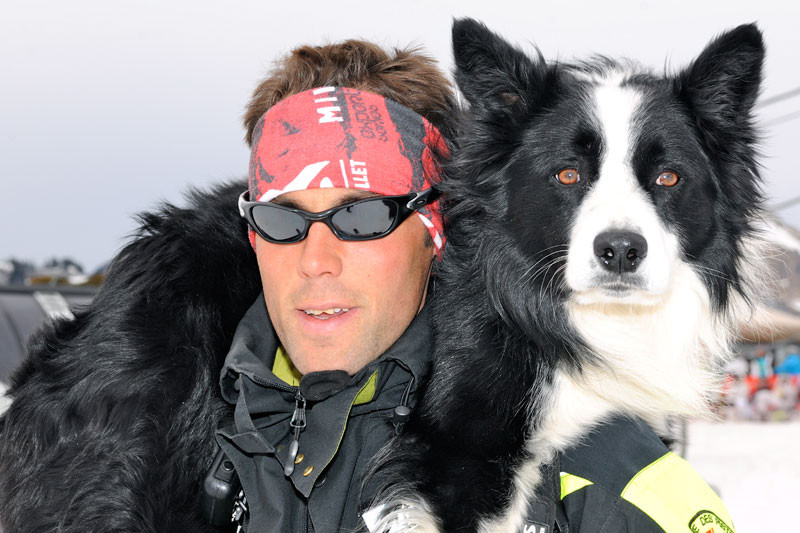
[303,308,349,316]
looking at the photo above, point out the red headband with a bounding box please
[248,86,446,253]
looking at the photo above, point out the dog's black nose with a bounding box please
[593,231,648,274]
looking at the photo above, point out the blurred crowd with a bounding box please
[718,343,800,422]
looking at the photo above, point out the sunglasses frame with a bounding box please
[238,188,437,244]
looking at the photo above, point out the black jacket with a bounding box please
[559,415,736,533]
[218,296,432,532]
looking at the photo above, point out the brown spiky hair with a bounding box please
[243,40,456,146]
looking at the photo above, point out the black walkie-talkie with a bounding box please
[202,446,242,526]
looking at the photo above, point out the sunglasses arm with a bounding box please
[406,189,435,210]
[238,191,249,218]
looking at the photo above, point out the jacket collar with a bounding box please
[217,294,432,497]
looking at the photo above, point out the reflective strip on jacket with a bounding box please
[558,415,735,533]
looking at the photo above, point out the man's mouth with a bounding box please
[302,308,351,320]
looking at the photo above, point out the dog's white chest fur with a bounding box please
[478,257,744,532]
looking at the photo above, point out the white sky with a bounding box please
[2,0,799,270]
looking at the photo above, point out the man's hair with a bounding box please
[243,40,456,147]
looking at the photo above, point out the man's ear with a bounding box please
[676,23,764,144]
[452,18,550,119]
[421,253,436,310]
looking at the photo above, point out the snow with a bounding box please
[686,420,800,532]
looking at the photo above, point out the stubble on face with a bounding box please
[255,188,435,375]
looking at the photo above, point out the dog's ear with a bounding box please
[452,18,546,117]
[677,24,764,137]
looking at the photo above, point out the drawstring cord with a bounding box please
[392,375,415,435]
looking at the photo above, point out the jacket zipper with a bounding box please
[246,372,297,393]
[242,373,307,477]
[284,389,307,476]
[305,502,313,533]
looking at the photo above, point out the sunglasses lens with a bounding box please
[331,198,399,239]
[250,205,307,242]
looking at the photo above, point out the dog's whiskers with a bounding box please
[688,264,737,284]
[522,253,568,286]
[519,247,569,283]
[538,263,568,316]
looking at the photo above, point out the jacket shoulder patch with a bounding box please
[621,452,735,533]
[689,510,735,533]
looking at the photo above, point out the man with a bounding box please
[0,40,455,533]
[217,65,453,531]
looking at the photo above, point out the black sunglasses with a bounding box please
[238,189,437,244]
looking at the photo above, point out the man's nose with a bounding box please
[297,222,344,278]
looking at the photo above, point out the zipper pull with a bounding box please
[284,390,306,477]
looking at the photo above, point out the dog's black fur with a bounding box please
[0,181,258,532]
[370,19,764,532]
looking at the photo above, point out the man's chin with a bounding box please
[283,310,375,375]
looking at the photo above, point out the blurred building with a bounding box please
[0,259,35,286]
[739,215,800,343]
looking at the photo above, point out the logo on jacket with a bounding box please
[689,510,734,533]
[521,523,549,533]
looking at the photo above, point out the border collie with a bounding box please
[368,18,765,532]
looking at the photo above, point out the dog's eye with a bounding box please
[656,171,679,187]
[555,168,580,185]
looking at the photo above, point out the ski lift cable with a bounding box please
[757,86,800,109]
[771,195,800,212]
[762,110,800,128]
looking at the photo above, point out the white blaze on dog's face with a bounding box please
[564,73,681,306]
[451,20,764,326]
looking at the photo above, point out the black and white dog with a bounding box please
[369,19,765,532]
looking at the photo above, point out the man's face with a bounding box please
[255,188,435,375]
